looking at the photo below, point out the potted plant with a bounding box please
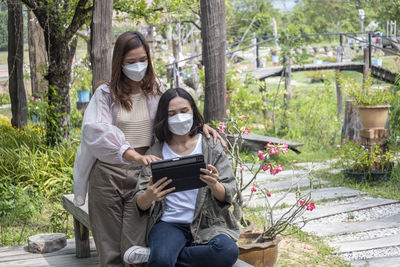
[27,96,46,122]
[216,115,316,267]
[72,59,92,103]
[338,71,395,129]
[373,50,384,67]
[335,138,396,181]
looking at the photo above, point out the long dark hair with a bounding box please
[154,88,204,142]
[109,31,161,110]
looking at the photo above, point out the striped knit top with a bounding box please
[116,92,152,148]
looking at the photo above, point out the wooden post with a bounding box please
[282,57,291,131]
[74,218,90,258]
[342,100,362,140]
[91,0,113,91]
[336,46,343,120]
[363,47,370,80]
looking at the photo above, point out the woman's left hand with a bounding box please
[200,164,226,202]
[200,164,219,189]
[202,124,227,148]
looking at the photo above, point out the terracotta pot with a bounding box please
[238,233,281,267]
[358,105,390,129]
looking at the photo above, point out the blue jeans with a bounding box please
[148,221,239,267]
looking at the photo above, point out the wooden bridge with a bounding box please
[252,62,397,84]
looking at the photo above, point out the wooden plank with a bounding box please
[0,239,96,264]
[0,252,99,267]
[302,213,400,237]
[74,218,90,258]
[330,233,400,253]
[62,195,90,229]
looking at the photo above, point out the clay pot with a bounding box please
[238,233,281,267]
[358,105,390,129]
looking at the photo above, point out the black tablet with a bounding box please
[150,153,207,192]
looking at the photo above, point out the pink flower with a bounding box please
[243,128,250,134]
[258,150,266,161]
[219,121,226,134]
[270,164,283,175]
[299,200,305,206]
[240,166,245,171]
[306,202,316,211]
[251,185,257,192]
[262,164,269,171]
[266,190,271,197]
[241,115,248,119]
[269,146,279,155]
[281,142,288,154]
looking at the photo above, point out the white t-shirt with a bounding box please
[160,134,202,224]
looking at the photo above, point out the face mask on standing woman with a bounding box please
[168,113,193,136]
[122,62,148,82]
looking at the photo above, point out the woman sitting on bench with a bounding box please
[124,88,239,267]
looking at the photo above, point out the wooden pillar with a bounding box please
[363,47,370,80]
[90,0,113,91]
[74,218,90,258]
[342,100,362,140]
[282,57,291,131]
[336,46,343,120]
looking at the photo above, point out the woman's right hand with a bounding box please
[136,154,161,167]
[143,176,175,202]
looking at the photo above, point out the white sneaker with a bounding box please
[123,245,150,264]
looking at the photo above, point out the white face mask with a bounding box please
[168,113,193,136]
[122,62,148,82]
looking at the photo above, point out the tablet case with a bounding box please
[151,153,207,192]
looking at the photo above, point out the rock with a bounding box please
[28,233,67,254]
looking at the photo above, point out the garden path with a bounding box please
[241,161,400,267]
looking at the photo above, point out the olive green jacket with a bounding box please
[134,135,240,245]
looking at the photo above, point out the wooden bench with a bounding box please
[227,133,304,154]
[63,194,254,266]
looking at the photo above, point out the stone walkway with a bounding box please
[241,162,400,267]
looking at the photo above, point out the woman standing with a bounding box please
[124,88,239,267]
[73,32,222,266]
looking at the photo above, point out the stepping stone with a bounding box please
[244,187,365,208]
[258,177,329,192]
[28,233,67,254]
[275,198,399,222]
[329,233,400,253]
[302,213,400,236]
[352,256,400,267]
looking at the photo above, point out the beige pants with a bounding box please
[88,160,147,267]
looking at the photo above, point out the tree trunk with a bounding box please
[200,0,226,122]
[90,0,112,90]
[28,9,47,97]
[44,34,77,145]
[7,0,27,128]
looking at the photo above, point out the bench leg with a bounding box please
[74,217,91,258]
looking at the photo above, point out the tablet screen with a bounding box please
[150,153,207,192]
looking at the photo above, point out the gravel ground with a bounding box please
[340,246,400,261]
[309,200,400,224]
[329,227,400,243]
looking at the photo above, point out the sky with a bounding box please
[270,0,299,12]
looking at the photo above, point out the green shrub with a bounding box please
[0,93,10,105]
[0,117,78,201]
[0,182,37,245]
